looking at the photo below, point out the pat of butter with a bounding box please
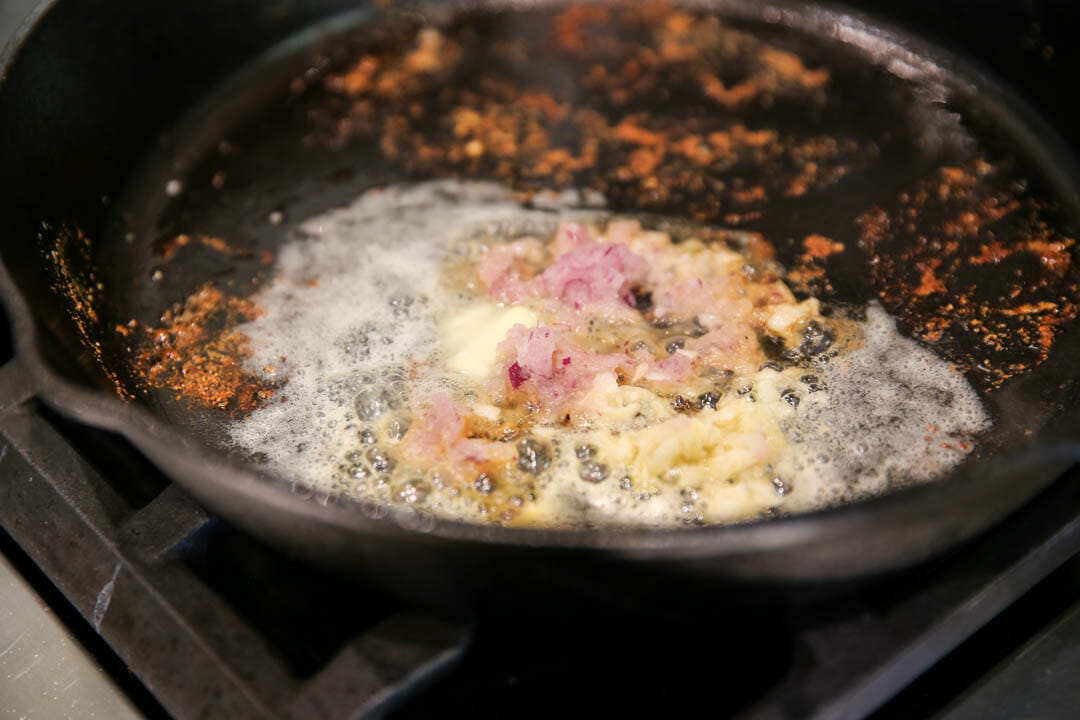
[442,303,539,378]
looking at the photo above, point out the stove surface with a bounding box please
[0,551,143,719]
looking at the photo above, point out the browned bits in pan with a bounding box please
[43,224,134,399]
[299,3,867,226]
[785,234,845,296]
[42,2,1080,414]
[130,283,278,413]
[802,234,845,260]
[156,233,253,261]
[46,222,275,411]
[857,159,1079,389]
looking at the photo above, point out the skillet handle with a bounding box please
[0,356,39,415]
[0,256,62,415]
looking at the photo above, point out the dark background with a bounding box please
[847,0,1079,154]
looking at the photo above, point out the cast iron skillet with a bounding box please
[1,0,1080,618]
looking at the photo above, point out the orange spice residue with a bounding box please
[1025,236,1074,273]
[613,117,666,146]
[132,284,279,413]
[970,241,1011,265]
[913,262,946,297]
[158,233,253,260]
[44,224,134,399]
[44,225,275,407]
[730,186,766,205]
[1038,322,1056,352]
[553,4,611,53]
[943,200,1019,237]
[802,234,845,259]
[857,157,1080,389]
[624,146,664,178]
[786,234,845,295]
[158,233,191,259]
[759,48,829,89]
[306,4,863,226]
[856,206,890,250]
[785,264,826,289]
[700,73,759,108]
[1000,301,1058,316]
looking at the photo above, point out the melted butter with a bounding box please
[228,181,991,530]
[442,302,538,377]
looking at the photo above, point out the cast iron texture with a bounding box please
[1,0,1079,617]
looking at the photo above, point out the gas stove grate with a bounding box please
[2,347,1080,719]
[0,359,464,720]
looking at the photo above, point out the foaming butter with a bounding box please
[227,180,990,529]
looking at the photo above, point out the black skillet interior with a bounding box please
[2,0,1080,580]
[68,2,1080,471]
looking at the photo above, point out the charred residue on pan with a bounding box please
[43,220,280,414]
[784,233,845,295]
[297,3,872,226]
[155,232,258,262]
[129,283,281,414]
[285,2,1078,390]
[47,1,1079,415]
[127,228,281,414]
[41,222,135,399]
[856,159,1079,391]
